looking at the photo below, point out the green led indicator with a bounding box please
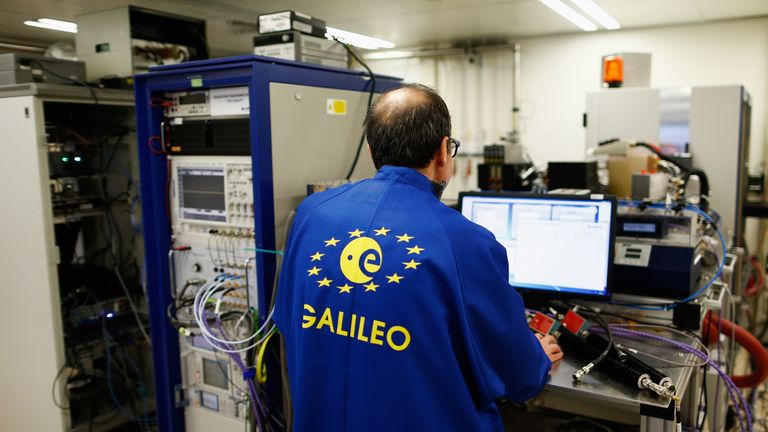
[61,156,69,162]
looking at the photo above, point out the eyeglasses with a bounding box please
[448,137,460,158]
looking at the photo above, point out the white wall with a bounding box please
[367,53,517,198]
[368,16,768,180]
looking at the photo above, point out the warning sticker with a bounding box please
[326,98,347,116]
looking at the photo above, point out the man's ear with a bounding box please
[434,137,450,167]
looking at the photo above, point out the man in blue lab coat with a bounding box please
[274,84,562,431]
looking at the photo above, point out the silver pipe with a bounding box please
[168,249,177,299]
[244,257,254,309]
[362,42,519,61]
[511,43,521,145]
[160,120,166,151]
[0,41,46,53]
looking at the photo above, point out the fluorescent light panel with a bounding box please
[326,27,395,50]
[570,0,620,30]
[24,18,77,33]
[364,50,413,60]
[538,0,597,32]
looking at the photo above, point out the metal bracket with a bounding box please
[174,383,189,408]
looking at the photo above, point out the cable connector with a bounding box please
[573,362,595,382]
[639,376,676,398]
[242,367,256,381]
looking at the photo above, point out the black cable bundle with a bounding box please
[584,333,673,390]
[632,141,710,210]
[558,330,650,390]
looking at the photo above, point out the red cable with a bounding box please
[704,312,768,388]
[744,255,764,297]
[150,97,172,108]
[147,136,165,155]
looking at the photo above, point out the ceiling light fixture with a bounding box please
[24,18,78,33]
[570,0,621,30]
[538,0,597,32]
[326,27,395,50]
[363,50,413,60]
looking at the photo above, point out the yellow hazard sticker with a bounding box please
[326,98,347,116]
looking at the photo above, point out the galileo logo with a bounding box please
[340,236,382,284]
[301,226,425,352]
[305,227,425,295]
[301,304,411,352]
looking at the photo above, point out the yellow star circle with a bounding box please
[309,227,425,295]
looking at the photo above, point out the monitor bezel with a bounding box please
[458,191,617,301]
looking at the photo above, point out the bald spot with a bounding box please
[371,87,430,126]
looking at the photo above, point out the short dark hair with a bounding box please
[364,84,451,169]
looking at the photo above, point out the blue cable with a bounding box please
[612,201,727,311]
[104,330,152,430]
[116,345,151,431]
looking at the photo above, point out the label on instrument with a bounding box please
[529,312,559,335]
[210,87,250,116]
[562,310,589,334]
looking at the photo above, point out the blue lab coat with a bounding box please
[274,165,551,431]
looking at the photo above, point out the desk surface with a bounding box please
[543,328,697,410]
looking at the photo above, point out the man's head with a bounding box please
[364,84,454,184]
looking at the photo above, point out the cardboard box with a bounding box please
[608,153,658,198]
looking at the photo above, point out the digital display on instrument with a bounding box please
[202,358,229,390]
[200,391,219,411]
[190,335,215,351]
[460,193,616,298]
[179,92,207,105]
[623,222,656,233]
[178,167,226,222]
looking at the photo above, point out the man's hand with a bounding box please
[535,333,564,363]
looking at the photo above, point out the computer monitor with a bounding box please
[459,192,616,299]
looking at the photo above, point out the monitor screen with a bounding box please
[178,167,226,222]
[202,357,229,390]
[460,193,615,298]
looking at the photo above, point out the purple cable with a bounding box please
[714,314,722,432]
[213,319,268,424]
[607,327,748,432]
[606,327,751,432]
[610,327,752,428]
[211,318,268,427]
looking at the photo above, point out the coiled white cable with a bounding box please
[192,274,276,353]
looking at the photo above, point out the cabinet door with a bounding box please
[0,96,66,431]
[585,88,660,152]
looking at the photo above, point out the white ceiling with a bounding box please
[2,0,768,55]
